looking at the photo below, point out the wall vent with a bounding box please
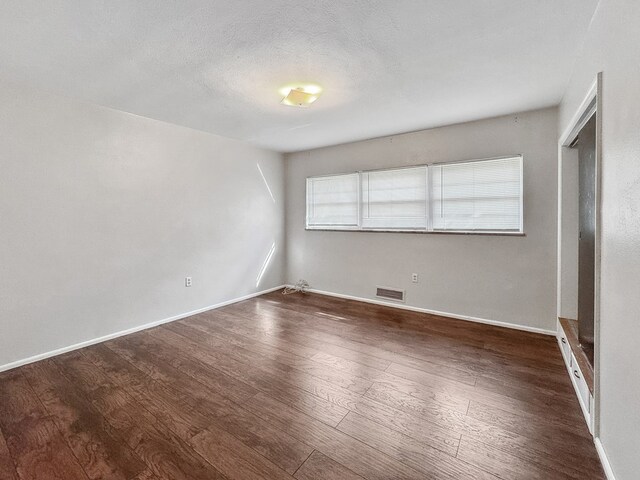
[376,286,405,302]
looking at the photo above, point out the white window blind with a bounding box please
[305,156,523,234]
[430,156,522,232]
[361,166,427,229]
[306,173,359,227]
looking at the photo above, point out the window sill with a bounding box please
[305,227,525,237]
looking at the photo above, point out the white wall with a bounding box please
[559,1,640,478]
[286,108,558,333]
[0,80,285,370]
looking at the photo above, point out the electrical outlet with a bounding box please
[411,273,419,283]
[185,276,192,287]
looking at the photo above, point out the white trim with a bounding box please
[557,76,598,319]
[592,72,603,438]
[595,437,617,480]
[305,227,524,236]
[557,72,603,437]
[559,77,598,147]
[306,287,555,336]
[0,285,286,373]
[556,144,564,318]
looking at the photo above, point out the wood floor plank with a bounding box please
[187,314,391,382]
[89,339,214,416]
[239,295,490,357]
[167,319,367,411]
[115,328,258,404]
[293,450,364,480]
[7,417,90,480]
[88,338,305,479]
[130,468,161,480]
[372,372,471,413]
[100,342,312,473]
[104,336,243,415]
[22,360,146,480]
[348,395,460,456]
[205,315,392,371]
[0,424,18,480]
[150,323,458,459]
[214,409,314,475]
[374,369,585,434]
[253,293,567,373]
[475,369,574,399]
[83,344,235,440]
[385,361,581,418]
[181,319,375,394]
[99,335,315,475]
[209,338,373,395]
[466,400,593,443]
[0,290,604,480]
[372,376,471,413]
[244,392,428,480]
[365,380,604,474]
[259,292,551,356]
[456,435,604,480]
[189,320,478,426]
[474,360,570,395]
[337,411,499,480]
[365,382,472,432]
[0,371,90,480]
[56,351,229,480]
[293,323,481,386]
[218,304,481,386]
[189,427,295,480]
[155,323,352,426]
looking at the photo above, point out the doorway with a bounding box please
[575,114,596,365]
[557,73,602,436]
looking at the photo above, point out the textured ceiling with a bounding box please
[0,1,599,152]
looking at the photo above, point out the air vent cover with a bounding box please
[376,286,405,302]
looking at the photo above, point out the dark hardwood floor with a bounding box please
[0,290,605,479]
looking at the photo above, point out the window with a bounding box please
[306,155,523,234]
[361,166,427,229]
[430,156,523,232]
[306,173,359,228]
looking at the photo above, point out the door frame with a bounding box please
[557,72,602,435]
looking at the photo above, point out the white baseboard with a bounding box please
[595,438,616,480]
[0,284,285,373]
[305,287,556,336]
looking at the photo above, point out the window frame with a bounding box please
[360,164,429,230]
[305,173,361,230]
[305,155,524,236]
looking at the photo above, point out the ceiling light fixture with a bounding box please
[279,84,322,107]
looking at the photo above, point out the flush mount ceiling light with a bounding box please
[279,84,322,107]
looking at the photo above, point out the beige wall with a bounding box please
[0,80,285,369]
[286,107,558,333]
[559,1,640,478]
